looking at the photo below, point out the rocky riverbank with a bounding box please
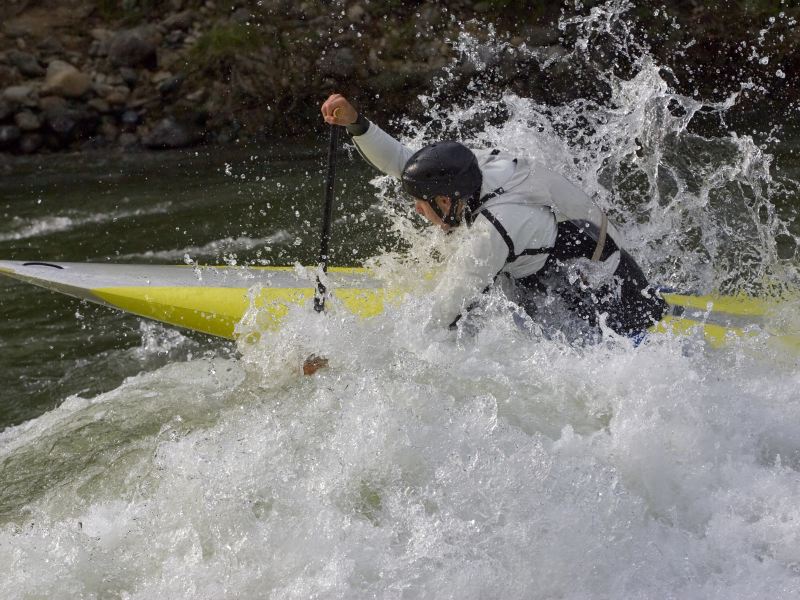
[0,0,797,155]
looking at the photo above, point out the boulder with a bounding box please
[41,61,92,98]
[14,110,40,131]
[0,125,21,149]
[7,50,44,78]
[108,26,160,69]
[142,117,200,149]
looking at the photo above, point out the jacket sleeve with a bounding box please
[428,215,510,328]
[350,121,415,179]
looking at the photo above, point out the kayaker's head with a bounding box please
[401,141,482,231]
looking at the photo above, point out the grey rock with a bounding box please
[8,51,44,78]
[108,26,160,69]
[37,37,65,56]
[142,117,200,149]
[0,125,21,149]
[14,110,40,131]
[163,10,196,31]
[41,60,92,98]
[158,73,185,95]
[165,30,185,47]
[88,98,111,113]
[19,132,43,154]
[2,85,36,106]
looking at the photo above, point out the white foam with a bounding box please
[0,203,172,242]
[121,231,292,261]
[2,3,799,597]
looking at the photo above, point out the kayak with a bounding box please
[0,260,797,351]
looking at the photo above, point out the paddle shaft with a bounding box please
[314,125,339,312]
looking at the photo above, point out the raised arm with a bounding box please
[321,93,414,179]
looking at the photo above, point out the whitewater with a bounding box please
[1,2,799,598]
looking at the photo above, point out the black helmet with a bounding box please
[401,141,482,226]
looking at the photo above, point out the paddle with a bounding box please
[314,122,339,313]
[304,119,340,375]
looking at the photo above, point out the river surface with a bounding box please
[2,6,800,598]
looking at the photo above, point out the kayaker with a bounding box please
[320,93,668,340]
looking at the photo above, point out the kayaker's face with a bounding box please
[414,196,452,232]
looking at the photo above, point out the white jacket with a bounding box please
[352,122,619,327]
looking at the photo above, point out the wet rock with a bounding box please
[142,117,201,149]
[14,110,40,131]
[7,50,44,78]
[158,73,185,96]
[0,125,21,149]
[163,10,197,31]
[19,132,43,154]
[151,70,173,85]
[108,26,160,69]
[41,60,92,98]
[119,67,139,87]
[317,47,356,78]
[2,85,36,107]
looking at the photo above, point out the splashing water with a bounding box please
[2,2,800,598]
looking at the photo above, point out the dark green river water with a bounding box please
[0,140,387,429]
